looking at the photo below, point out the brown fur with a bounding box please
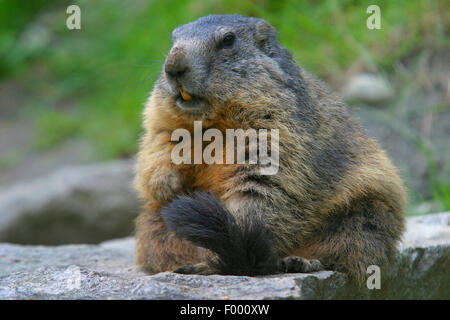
[134,16,406,284]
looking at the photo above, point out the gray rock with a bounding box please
[402,212,450,248]
[0,213,448,300]
[0,160,139,245]
[344,73,394,104]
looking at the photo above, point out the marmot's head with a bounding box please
[157,15,301,116]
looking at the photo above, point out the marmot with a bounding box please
[134,15,406,284]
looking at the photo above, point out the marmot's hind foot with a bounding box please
[280,256,322,273]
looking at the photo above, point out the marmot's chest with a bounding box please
[179,162,240,197]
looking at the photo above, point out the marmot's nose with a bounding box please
[165,63,188,80]
[164,47,189,81]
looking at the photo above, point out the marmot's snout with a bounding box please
[165,46,189,82]
[164,44,208,111]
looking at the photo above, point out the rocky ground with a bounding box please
[0,212,448,300]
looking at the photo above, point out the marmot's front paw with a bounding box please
[149,169,181,202]
[279,256,322,273]
[173,262,214,275]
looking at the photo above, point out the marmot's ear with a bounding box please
[254,20,277,54]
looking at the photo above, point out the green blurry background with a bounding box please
[0,0,449,215]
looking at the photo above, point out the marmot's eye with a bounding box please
[222,33,235,48]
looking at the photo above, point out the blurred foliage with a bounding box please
[419,144,450,211]
[0,0,51,74]
[33,111,81,149]
[0,0,448,209]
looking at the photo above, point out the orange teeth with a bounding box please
[179,87,192,101]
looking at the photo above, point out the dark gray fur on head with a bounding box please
[157,14,305,112]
